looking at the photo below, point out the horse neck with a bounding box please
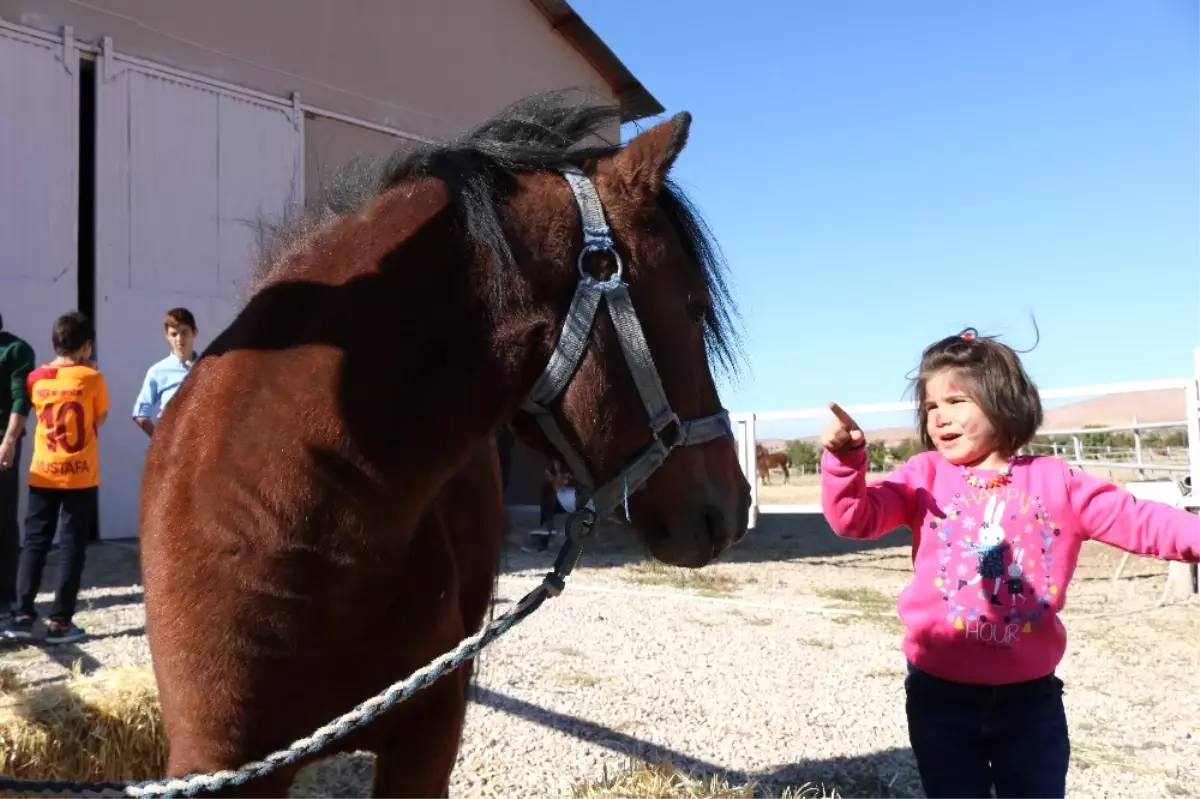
[291,182,537,494]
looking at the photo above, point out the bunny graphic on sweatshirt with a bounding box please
[963,494,1010,606]
[919,481,1064,655]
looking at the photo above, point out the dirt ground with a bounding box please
[1,508,1197,798]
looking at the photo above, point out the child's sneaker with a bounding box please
[1,614,34,641]
[45,620,86,644]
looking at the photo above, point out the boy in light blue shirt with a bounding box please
[133,308,198,438]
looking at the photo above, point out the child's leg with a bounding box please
[48,486,97,625]
[12,487,62,618]
[904,663,993,798]
[987,675,1071,799]
[0,438,21,614]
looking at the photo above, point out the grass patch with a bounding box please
[798,638,833,650]
[552,646,587,659]
[621,562,739,597]
[1070,743,1184,777]
[815,587,895,611]
[831,614,907,636]
[555,669,609,688]
[725,609,771,626]
[815,588,906,636]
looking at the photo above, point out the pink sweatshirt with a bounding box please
[821,446,1200,686]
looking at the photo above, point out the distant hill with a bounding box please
[1039,388,1185,430]
[758,388,1188,450]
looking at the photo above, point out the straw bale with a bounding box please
[0,664,166,783]
[0,664,367,795]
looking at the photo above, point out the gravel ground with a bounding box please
[3,513,1198,798]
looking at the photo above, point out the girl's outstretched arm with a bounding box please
[1067,465,1200,562]
[821,444,929,540]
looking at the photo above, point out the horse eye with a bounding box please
[686,298,710,323]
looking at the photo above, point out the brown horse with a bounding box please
[138,92,749,797]
[755,442,791,485]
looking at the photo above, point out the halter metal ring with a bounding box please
[653,412,683,451]
[577,242,624,282]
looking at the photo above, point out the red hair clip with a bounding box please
[961,329,977,342]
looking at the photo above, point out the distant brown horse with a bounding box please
[755,442,791,485]
[138,92,749,797]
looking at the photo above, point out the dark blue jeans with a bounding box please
[0,437,21,610]
[13,486,97,624]
[904,661,1070,799]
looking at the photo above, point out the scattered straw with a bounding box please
[0,665,22,695]
[572,759,838,799]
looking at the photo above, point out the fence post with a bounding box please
[1072,436,1083,467]
[1132,415,1144,479]
[747,413,759,529]
[1166,347,1200,597]
[730,412,760,529]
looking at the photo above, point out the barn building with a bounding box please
[0,0,662,539]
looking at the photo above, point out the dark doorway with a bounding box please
[78,59,99,542]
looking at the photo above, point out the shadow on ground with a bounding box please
[498,508,914,576]
[467,683,922,797]
[21,542,145,596]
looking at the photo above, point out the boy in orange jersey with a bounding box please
[2,312,108,644]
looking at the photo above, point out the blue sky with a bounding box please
[570,0,1199,438]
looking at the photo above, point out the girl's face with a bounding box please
[922,369,1002,467]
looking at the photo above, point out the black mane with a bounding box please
[255,89,742,375]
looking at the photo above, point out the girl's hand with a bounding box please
[820,402,865,452]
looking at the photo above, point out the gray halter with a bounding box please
[518,165,734,525]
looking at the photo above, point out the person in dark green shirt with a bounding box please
[0,313,35,622]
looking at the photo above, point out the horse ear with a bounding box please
[610,111,692,200]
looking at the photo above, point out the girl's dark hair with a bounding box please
[907,325,1043,455]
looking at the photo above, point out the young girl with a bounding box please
[818,327,1199,799]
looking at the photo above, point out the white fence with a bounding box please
[731,347,1200,528]
[1031,418,1190,477]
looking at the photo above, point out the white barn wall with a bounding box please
[303,114,422,207]
[94,50,302,539]
[0,25,79,534]
[0,0,615,140]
